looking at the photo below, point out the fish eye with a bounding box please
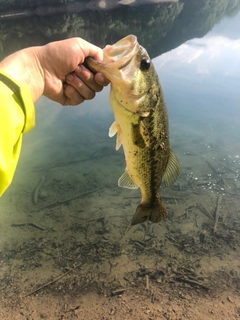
[140,58,151,71]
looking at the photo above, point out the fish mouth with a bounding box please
[85,34,139,81]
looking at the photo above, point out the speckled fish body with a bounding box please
[86,35,180,225]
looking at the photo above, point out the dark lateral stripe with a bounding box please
[148,105,158,205]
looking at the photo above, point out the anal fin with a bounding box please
[118,170,139,189]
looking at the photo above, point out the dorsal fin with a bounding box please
[162,149,180,187]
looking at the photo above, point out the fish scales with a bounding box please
[86,35,180,225]
[135,97,167,197]
[129,85,170,223]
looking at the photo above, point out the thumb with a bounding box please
[76,38,104,62]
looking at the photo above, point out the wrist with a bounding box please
[0,46,45,102]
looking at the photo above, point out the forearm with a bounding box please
[0,46,44,102]
[0,37,107,195]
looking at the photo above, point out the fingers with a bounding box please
[95,72,110,87]
[65,73,96,102]
[64,64,109,106]
[74,64,104,93]
[63,83,85,106]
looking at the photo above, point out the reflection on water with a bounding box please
[1,0,240,60]
[0,1,240,318]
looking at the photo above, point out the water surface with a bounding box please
[0,2,240,318]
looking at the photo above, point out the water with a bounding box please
[0,1,240,319]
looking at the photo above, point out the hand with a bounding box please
[0,37,109,105]
[39,38,109,106]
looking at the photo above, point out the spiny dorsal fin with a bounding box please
[109,121,122,150]
[118,170,139,189]
[162,149,180,187]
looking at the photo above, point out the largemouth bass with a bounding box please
[86,35,180,225]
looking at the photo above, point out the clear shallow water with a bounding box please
[0,2,240,318]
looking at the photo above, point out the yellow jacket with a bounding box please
[0,71,35,196]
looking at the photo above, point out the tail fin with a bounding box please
[131,197,167,225]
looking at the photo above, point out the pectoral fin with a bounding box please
[118,170,139,189]
[109,121,122,150]
[162,149,180,187]
[109,121,118,137]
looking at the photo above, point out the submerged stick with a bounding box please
[118,222,131,245]
[213,194,223,233]
[24,264,80,297]
[205,160,225,174]
[176,277,209,290]
[11,222,45,231]
[111,288,126,296]
[35,188,101,211]
[205,160,218,173]
[196,203,214,220]
[146,275,150,290]
[33,176,46,204]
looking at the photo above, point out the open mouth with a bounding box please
[104,35,138,65]
[86,35,139,75]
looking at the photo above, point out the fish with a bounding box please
[86,35,180,225]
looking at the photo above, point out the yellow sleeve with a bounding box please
[0,71,35,196]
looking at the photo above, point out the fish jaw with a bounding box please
[86,34,157,115]
[86,34,139,83]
